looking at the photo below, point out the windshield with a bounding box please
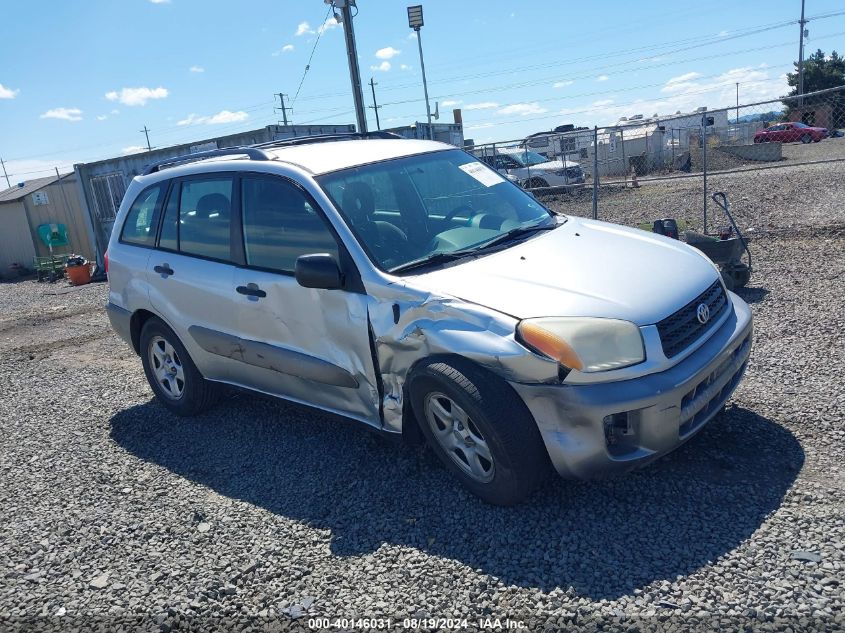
[507,150,549,167]
[793,121,809,128]
[317,149,555,273]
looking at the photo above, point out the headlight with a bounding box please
[517,317,645,372]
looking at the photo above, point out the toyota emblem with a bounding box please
[696,303,710,324]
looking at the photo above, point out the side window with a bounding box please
[241,177,339,273]
[120,185,163,246]
[177,177,234,261]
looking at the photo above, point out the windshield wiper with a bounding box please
[390,249,479,274]
[471,222,558,252]
[390,222,558,274]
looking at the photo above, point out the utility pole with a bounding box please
[368,78,382,130]
[140,126,153,151]
[408,5,432,139]
[797,0,807,105]
[275,92,292,126]
[0,157,10,189]
[331,0,367,134]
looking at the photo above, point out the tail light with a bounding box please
[104,250,109,274]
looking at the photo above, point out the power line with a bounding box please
[291,4,333,108]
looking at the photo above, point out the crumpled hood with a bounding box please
[409,217,721,325]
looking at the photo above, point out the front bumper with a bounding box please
[510,293,753,479]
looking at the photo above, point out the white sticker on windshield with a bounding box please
[459,161,506,187]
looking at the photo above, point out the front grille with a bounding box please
[657,280,728,358]
[565,167,582,180]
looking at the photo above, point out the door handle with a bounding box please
[154,264,174,276]
[236,283,267,298]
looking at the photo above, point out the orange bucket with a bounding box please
[66,263,92,285]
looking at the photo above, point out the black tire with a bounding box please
[801,134,812,144]
[408,358,550,506]
[140,317,221,416]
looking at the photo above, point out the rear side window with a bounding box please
[241,176,338,273]
[158,177,235,261]
[120,185,163,245]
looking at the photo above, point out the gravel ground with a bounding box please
[1,162,844,632]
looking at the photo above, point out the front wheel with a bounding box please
[408,358,550,505]
[140,317,221,416]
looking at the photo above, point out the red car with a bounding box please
[754,121,829,144]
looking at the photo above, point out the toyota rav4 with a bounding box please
[106,134,752,505]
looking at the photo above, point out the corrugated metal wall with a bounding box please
[24,179,95,259]
[0,201,38,276]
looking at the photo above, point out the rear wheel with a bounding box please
[140,317,221,416]
[801,134,812,144]
[409,358,550,505]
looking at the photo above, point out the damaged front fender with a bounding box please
[368,284,561,433]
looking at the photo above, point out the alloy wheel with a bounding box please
[424,392,495,483]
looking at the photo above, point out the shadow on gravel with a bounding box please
[735,286,769,304]
[111,397,802,600]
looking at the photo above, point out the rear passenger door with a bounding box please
[146,174,241,382]
[230,174,381,426]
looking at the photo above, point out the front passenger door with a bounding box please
[230,174,381,426]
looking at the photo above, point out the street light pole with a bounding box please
[334,0,368,134]
[408,5,432,140]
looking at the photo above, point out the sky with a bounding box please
[1,0,843,183]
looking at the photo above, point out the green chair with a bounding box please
[33,223,71,282]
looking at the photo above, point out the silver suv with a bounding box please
[106,134,752,505]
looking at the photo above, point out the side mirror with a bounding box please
[294,253,343,290]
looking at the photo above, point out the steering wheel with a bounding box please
[443,204,481,225]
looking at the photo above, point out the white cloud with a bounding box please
[553,80,573,89]
[0,83,19,99]
[441,99,461,107]
[105,86,168,106]
[122,146,147,155]
[189,65,205,73]
[273,44,295,56]
[177,110,249,126]
[149,0,170,3]
[464,102,499,110]
[96,115,108,121]
[592,99,614,107]
[295,22,312,36]
[400,64,411,71]
[375,46,401,60]
[662,71,703,92]
[498,102,548,116]
[718,30,729,37]
[466,122,495,131]
[316,18,341,34]
[40,107,83,122]
[407,32,417,39]
[110,109,120,115]
[370,61,391,72]
[596,75,609,82]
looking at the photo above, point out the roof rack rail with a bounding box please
[142,146,272,176]
[252,131,402,150]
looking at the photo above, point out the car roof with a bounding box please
[265,138,452,175]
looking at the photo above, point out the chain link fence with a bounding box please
[466,85,845,228]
